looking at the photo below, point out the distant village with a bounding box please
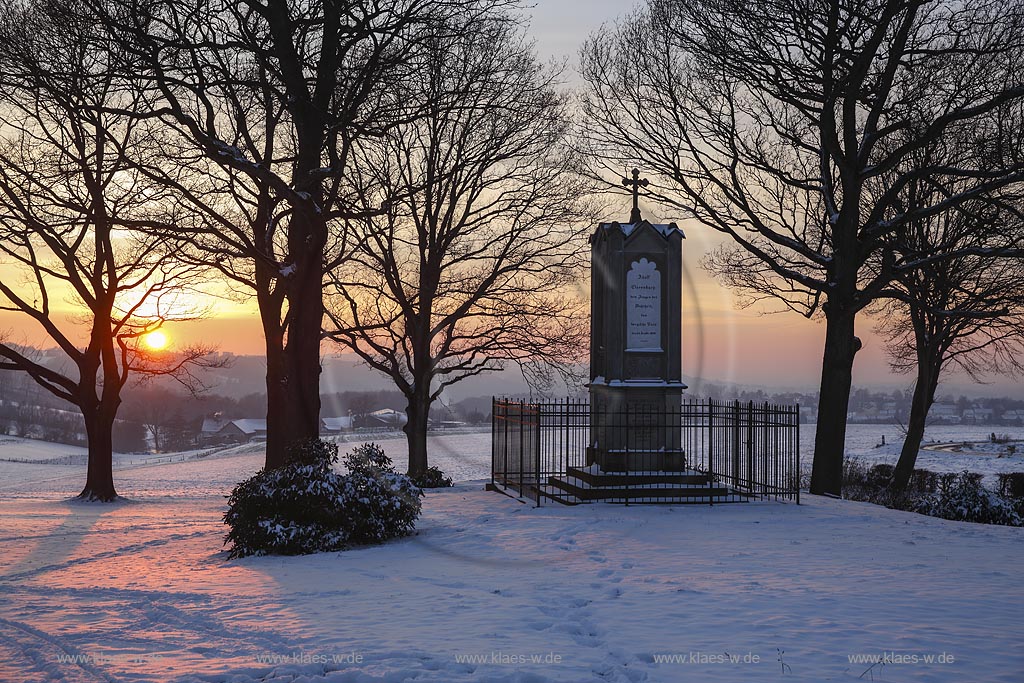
[690,384,1024,427]
[0,363,489,452]
[3,358,1024,453]
[198,410,409,445]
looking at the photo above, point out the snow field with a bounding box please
[0,426,1022,681]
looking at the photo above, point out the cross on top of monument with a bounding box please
[622,168,649,224]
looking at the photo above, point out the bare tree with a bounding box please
[88,0,488,469]
[325,11,591,476]
[874,188,1024,492]
[0,0,217,500]
[139,404,169,453]
[579,0,1024,495]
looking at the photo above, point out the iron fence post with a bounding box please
[796,404,801,505]
[503,400,509,488]
[535,402,542,507]
[519,399,524,498]
[732,400,740,492]
[708,399,715,506]
[747,401,754,497]
[624,402,630,506]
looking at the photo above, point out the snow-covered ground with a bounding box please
[1,428,1023,682]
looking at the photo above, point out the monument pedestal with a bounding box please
[588,203,686,472]
[588,382,685,471]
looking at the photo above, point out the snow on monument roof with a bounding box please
[594,219,685,239]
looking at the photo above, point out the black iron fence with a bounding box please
[491,398,800,505]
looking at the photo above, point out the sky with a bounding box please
[0,0,1019,398]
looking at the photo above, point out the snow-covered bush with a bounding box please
[338,444,423,545]
[907,468,939,495]
[996,472,1024,516]
[997,472,1024,498]
[842,461,901,504]
[223,440,423,558]
[223,440,349,558]
[911,471,1022,527]
[411,465,453,489]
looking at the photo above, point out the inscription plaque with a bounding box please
[626,258,661,350]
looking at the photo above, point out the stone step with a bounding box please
[566,466,710,488]
[537,488,583,506]
[547,476,740,502]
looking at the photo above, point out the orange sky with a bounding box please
[1,0,1018,398]
[0,209,898,393]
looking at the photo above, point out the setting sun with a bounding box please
[144,331,168,350]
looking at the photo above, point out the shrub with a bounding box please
[339,444,424,545]
[411,465,453,489]
[911,470,1022,527]
[997,472,1024,499]
[907,469,939,495]
[865,463,894,489]
[223,440,349,558]
[841,459,871,501]
[224,440,423,558]
[842,461,896,503]
[841,460,1022,526]
[997,473,1024,516]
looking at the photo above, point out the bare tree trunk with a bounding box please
[258,240,323,471]
[280,260,323,459]
[810,305,860,497]
[80,406,117,501]
[403,387,431,479]
[891,347,941,492]
[264,338,291,470]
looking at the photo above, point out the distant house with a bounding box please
[878,401,898,419]
[200,416,230,443]
[963,408,994,423]
[364,409,408,428]
[930,403,961,424]
[230,419,268,438]
[321,416,354,433]
[1002,410,1024,424]
[200,417,267,444]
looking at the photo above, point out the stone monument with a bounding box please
[588,169,686,471]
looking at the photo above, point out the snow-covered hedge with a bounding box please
[411,465,453,489]
[842,462,1022,526]
[911,471,1022,527]
[223,441,423,558]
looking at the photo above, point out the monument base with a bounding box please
[590,448,687,473]
[587,381,686,472]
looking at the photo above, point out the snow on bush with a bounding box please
[411,465,454,489]
[337,443,424,545]
[842,462,1022,526]
[223,440,423,558]
[910,471,1022,527]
